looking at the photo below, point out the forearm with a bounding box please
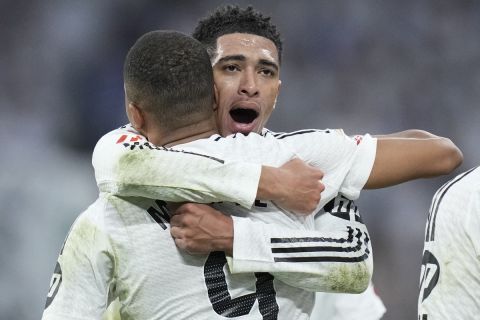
[227,216,372,293]
[374,129,439,139]
[100,152,262,207]
[101,150,300,210]
[93,128,261,208]
[365,131,463,189]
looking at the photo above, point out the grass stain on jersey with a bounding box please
[326,263,370,294]
[115,150,175,199]
[103,299,122,320]
[59,215,114,276]
[117,150,157,186]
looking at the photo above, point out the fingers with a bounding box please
[169,203,206,254]
[170,223,197,254]
[170,225,183,239]
[319,180,325,193]
[312,168,324,180]
[170,226,209,255]
[169,213,186,241]
[170,236,196,255]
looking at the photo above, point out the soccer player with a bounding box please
[418,166,480,319]
[181,5,462,319]
[42,30,377,320]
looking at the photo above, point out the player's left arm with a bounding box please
[276,128,462,191]
[364,130,463,189]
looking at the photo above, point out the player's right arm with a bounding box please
[93,125,323,214]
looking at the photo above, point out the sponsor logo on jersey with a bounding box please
[116,134,145,144]
[353,135,363,145]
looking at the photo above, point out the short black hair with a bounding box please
[193,5,283,63]
[123,30,214,130]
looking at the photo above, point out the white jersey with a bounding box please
[43,125,377,320]
[418,166,480,319]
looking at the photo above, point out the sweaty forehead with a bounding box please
[213,33,279,66]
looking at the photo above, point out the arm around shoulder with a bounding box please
[94,129,324,213]
[365,130,463,189]
[92,127,262,208]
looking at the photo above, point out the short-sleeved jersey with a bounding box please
[43,126,377,320]
[418,166,480,319]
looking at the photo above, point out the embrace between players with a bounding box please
[42,5,464,320]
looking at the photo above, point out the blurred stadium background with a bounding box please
[1,1,479,319]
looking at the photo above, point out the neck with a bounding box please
[149,118,218,147]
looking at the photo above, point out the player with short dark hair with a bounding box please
[193,5,283,63]
[185,5,462,319]
[124,30,214,131]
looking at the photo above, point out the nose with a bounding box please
[239,68,259,97]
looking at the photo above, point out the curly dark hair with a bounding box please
[192,5,283,63]
[124,30,214,130]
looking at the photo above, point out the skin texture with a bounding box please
[212,33,281,136]
[366,132,463,188]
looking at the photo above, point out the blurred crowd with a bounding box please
[1,1,479,319]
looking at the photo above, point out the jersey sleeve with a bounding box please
[42,207,115,320]
[227,213,372,293]
[338,134,377,200]
[272,129,376,206]
[93,126,261,209]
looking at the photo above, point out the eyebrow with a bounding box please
[217,55,279,71]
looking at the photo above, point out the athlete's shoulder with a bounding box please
[207,131,282,148]
[263,128,340,139]
[444,166,480,194]
[95,124,147,149]
[92,124,156,170]
[196,131,293,165]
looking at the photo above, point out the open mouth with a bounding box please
[229,108,259,124]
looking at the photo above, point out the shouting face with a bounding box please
[212,33,281,136]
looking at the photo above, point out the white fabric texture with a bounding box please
[418,166,480,319]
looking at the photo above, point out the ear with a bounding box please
[273,79,282,109]
[213,84,219,111]
[127,102,145,130]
